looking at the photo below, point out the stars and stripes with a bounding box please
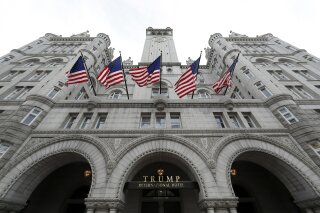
[66,56,89,85]
[129,56,161,87]
[174,57,201,98]
[97,56,124,89]
[212,53,239,94]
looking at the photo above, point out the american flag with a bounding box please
[212,54,239,94]
[129,56,161,87]
[175,57,201,98]
[66,56,89,85]
[97,56,124,89]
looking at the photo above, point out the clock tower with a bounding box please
[140,27,179,64]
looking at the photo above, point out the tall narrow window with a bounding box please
[1,70,25,81]
[28,70,51,81]
[95,113,107,129]
[47,87,60,99]
[242,112,259,128]
[197,90,211,99]
[75,87,89,100]
[255,82,273,98]
[16,87,33,100]
[214,113,226,128]
[278,107,299,124]
[21,108,42,126]
[0,143,10,158]
[309,141,320,156]
[155,113,166,128]
[80,113,93,129]
[170,113,181,128]
[64,113,78,129]
[140,113,151,128]
[228,113,241,128]
[109,90,122,99]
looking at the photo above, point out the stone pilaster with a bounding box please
[85,198,124,213]
[0,200,24,213]
[199,198,238,213]
[296,198,320,212]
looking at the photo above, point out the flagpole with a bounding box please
[191,51,202,99]
[223,52,240,96]
[80,51,97,96]
[160,52,162,94]
[120,51,130,100]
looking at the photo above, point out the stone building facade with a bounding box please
[0,28,319,213]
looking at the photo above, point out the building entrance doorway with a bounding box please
[21,161,92,213]
[123,161,200,213]
[231,159,302,213]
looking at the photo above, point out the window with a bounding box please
[242,112,258,128]
[293,70,317,80]
[267,70,290,80]
[76,87,89,100]
[28,70,51,81]
[228,113,241,128]
[255,82,272,98]
[140,113,151,128]
[155,113,166,128]
[1,70,25,81]
[21,108,42,126]
[244,70,254,79]
[198,73,205,83]
[0,143,10,158]
[278,107,299,124]
[80,113,93,129]
[64,113,78,129]
[286,86,314,99]
[170,113,181,128]
[197,90,211,99]
[109,90,122,99]
[4,86,33,100]
[152,87,168,96]
[231,87,244,99]
[95,113,107,129]
[47,87,60,99]
[309,141,320,156]
[214,113,226,128]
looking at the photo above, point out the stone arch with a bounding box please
[0,136,109,205]
[107,136,215,201]
[254,57,274,63]
[18,57,43,63]
[278,57,300,63]
[45,57,69,63]
[214,136,320,201]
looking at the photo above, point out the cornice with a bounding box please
[49,37,94,42]
[0,200,25,211]
[26,95,56,107]
[31,128,289,136]
[295,197,320,208]
[226,37,268,42]
[198,197,238,209]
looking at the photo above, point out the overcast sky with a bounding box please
[1,0,319,65]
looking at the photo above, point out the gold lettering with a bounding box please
[143,176,148,182]
[150,176,155,182]
[175,176,180,182]
[166,176,174,182]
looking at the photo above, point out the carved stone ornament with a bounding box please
[85,198,124,210]
[153,98,168,111]
[224,99,234,110]
[198,198,238,209]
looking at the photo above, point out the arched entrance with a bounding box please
[231,159,302,213]
[122,154,201,213]
[21,161,92,213]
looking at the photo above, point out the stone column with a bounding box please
[304,209,313,213]
[106,200,124,213]
[229,207,237,213]
[207,207,215,213]
[86,208,94,213]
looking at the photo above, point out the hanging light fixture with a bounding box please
[230,168,237,176]
[84,170,92,178]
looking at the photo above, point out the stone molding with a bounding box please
[85,198,124,210]
[212,133,320,176]
[26,94,56,108]
[0,200,25,211]
[296,198,320,208]
[198,198,238,209]
[81,49,97,66]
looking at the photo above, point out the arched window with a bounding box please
[109,90,122,99]
[197,89,211,99]
[152,82,168,97]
